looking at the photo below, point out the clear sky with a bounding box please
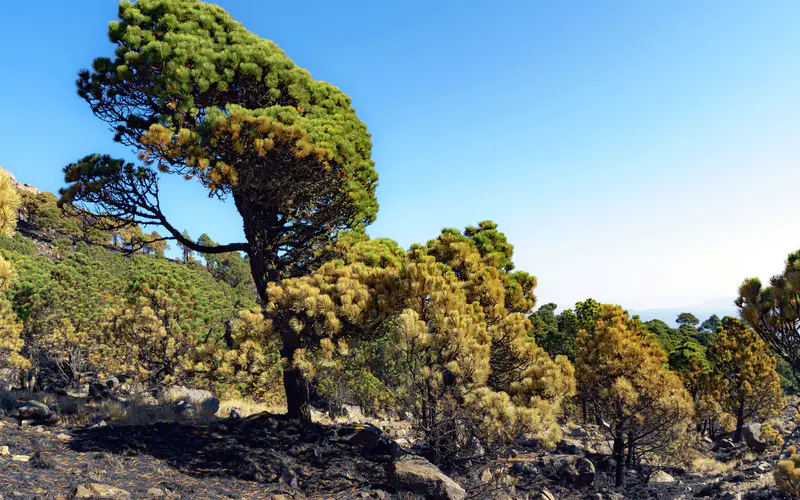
[1,1,799,311]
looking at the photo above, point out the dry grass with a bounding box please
[689,454,735,475]
[0,389,285,425]
[0,390,55,412]
[216,398,285,418]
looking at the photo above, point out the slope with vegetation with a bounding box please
[0,0,798,498]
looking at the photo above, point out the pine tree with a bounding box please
[706,317,784,442]
[262,223,574,460]
[738,249,800,387]
[60,0,379,418]
[576,305,694,487]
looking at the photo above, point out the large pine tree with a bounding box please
[59,0,378,420]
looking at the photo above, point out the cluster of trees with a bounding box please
[0,0,795,491]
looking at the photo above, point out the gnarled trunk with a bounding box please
[235,191,313,425]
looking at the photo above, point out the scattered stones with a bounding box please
[72,483,131,499]
[742,423,768,453]
[648,470,676,484]
[534,489,555,500]
[387,454,466,500]
[755,461,771,474]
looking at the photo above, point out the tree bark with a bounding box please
[733,403,745,443]
[234,192,313,425]
[625,432,635,467]
[613,434,625,487]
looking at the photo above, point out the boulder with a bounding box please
[712,438,736,451]
[102,376,120,389]
[72,483,131,499]
[570,426,588,438]
[545,455,595,487]
[387,455,466,500]
[648,470,676,484]
[341,404,364,421]
[557,438,584,455]
[347,426,383,452]
[742,423,768,453]
[12,400,60,426]
[163,386,219,415]
[174,400,197,417]
[593,440,613,455]
[89,383,113,401]
[14,400,50,420]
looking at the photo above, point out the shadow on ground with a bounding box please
[69,413,394,497]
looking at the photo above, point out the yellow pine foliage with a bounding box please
[0,168,28,374]
[776,448,800,499]
[189,308,283,402]
[576,305,694,483]
[0,171,20,237]
[707,318,784,436]
[265,226,575,462]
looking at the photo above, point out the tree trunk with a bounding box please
[613,434,625,487]
[234,191,317,425]
[733,403,745,443]
[626,432,635,467]
[280,326,312,424]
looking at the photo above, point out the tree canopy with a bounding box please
[59,0,381,418]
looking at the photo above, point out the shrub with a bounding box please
[775,447,800,499]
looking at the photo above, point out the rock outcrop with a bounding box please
[387,454,466,500]
[0,166,39,194]
[742,423,768,453]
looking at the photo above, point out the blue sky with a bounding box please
[1,1,799,311]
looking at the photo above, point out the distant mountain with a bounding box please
[631,298,738,327]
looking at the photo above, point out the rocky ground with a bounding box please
[0,392,795,499]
